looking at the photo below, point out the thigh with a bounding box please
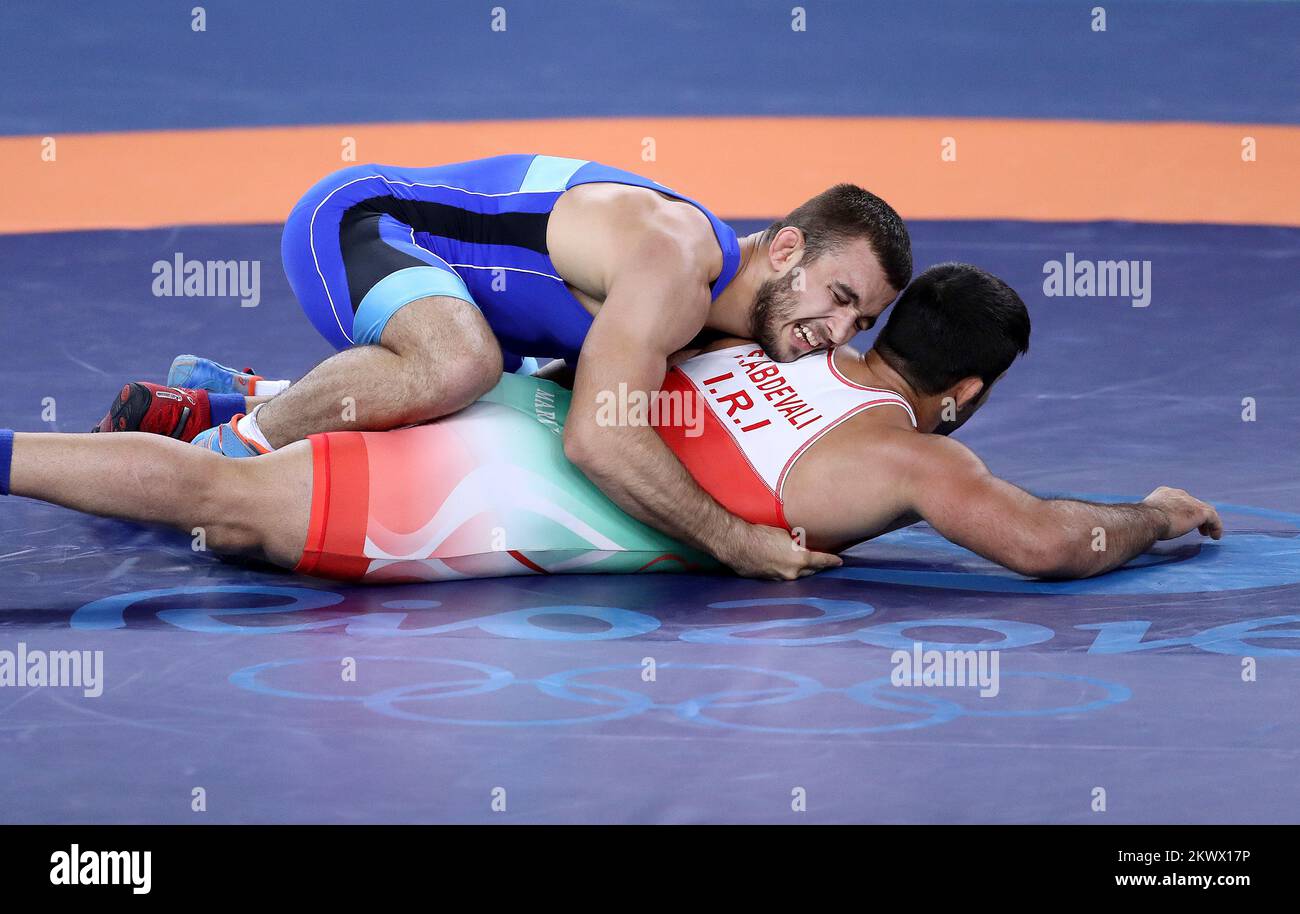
[293,421,495,582]
[342,210,485,347]
[383,293,531,375]
[281,176,480,350]
[292,398,714,584]
[378,290,499,363]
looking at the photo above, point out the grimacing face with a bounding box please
[749,236,898,362]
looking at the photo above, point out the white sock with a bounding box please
[252,378,290,396]
[236,404,274,452]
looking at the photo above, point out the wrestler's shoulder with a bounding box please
[816,411,926,483]
[560,182,716,247]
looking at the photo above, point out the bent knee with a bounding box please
[194,459,270,558]
[394,329,502,413]
[438,342,503,406]
[383,297,502,408]
[397,353,500,420]
[383,296,495,359]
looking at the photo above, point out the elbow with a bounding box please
[1009,534,1081,580]
[1014,557,1072,581]
[562,425,599,472]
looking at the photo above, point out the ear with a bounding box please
[952,376,985,410]
[768,226,805,271]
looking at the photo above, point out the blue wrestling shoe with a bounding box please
[192,416,269,458]
[168,355,262,396]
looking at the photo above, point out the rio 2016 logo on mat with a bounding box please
[67,500,1300,657]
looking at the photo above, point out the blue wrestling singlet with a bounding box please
[280,155,743,371]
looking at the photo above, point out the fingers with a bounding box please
[731,525,845,580]
[789,551,843,579]
[805,550,843,570]
[793,557,841,579]
[1199,505,1224,540]
[1148,487,1226,542]
[752,551,843,581]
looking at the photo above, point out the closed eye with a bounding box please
[831,282,860,309]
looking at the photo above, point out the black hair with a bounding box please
[874,262,1030,394]
[763,184,912,291]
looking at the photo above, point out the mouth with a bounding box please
[792,321,822,352]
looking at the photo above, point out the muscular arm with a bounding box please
[560,225,839,579]
[899,436,1222,578]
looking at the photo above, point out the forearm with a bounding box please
[911,438,1211,581]
[567,421,743,557]
[1038,499,1166,578]
[566,286,748,559]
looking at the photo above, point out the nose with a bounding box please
[830,315,856,347]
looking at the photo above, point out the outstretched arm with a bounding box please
[899,435,1222,579]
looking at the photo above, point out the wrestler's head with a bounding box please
[750,184,911,362]
[873,262,1031,434]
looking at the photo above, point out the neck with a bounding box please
[847,349,941,431]
[706,232,766,336]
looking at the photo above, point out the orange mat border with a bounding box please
[3,116,1296,233]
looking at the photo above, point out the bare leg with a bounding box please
[254,295,502,448]
[8,432,312,568]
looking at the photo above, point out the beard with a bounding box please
[748,270,804,362]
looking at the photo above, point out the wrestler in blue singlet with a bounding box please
[279,154,743,373]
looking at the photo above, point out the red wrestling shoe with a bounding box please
[92,382,214,441]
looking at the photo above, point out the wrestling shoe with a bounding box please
[92,382,213,441]
[191,415,269,458]
[167,355,262,395]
